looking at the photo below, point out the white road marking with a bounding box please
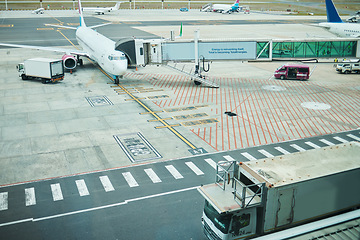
[223,155,235,162]
[305,141,321,149]
[333,136,349,143]
[274,147,290,155]
[290,144,306,152]
[258,149,274,158]
[122,172,139,187]
[0,192,8,211]
[204,158,217,169]
[241,152,257,161]
[25,188,36,206]
[75,179,90,197]
[347,134,360,142]
[50,183,63,201]
[165,165,184,179]
[144,168,162,183]
[99,176,115,192]
[185,162,204,175]
[319,139,335,146]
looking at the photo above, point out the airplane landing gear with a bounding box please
[114,75,123,84]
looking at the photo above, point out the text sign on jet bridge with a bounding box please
[162,41,256,61]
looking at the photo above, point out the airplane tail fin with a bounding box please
[234,0,240,6]
[114,2,121,10]
[78,0,86,27]
[325,0,343,23]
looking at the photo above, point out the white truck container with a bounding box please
[198,142,360,239]
[17,58,64,83]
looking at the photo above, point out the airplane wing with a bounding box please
[0,43,89,57]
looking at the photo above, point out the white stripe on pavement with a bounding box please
[319,139,335,146]
[75,179,90,197]
[258,149,274,158]
[144,168,162,183]
[347,134,360,142]
[185,162,204,175]
[99,176,115,192]
[122,172,139,187]
[223,155,235,162]
[305,141,321,149]
[165,165,184,179]
[275,147,290,155]
[0,192,8,211]
[25,188,36,206]
[241,152,257,161]
[50,183,63,201]
[333,136,349,143]
[204,158,217,169]
[290,144,306,152]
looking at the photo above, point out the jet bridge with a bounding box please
[116,33,360,87]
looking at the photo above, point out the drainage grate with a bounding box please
[113,132,162,162]
[86,96,113,107]
[225,111,237,117]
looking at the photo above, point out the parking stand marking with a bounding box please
[165,165,184,179]
[144,169,162,183]
[75,180,90,197]
[0,192,8,211]
[185,162,204,175]
[99,176,115,192]
[122,172,139,188]
[25,188,36,206]
[50,183,63,201]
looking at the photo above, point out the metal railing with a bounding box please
[215,160,237,190]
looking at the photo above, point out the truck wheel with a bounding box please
[345,70,350,74]
[21,74,27,80]
[280,75,285,80]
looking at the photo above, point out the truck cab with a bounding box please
[336,61,360,74]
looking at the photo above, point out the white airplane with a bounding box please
[319,0,360,37]
[0,0,127,84]
[32,8,44,14]
[82,1,121,15]
[210,0,241,14]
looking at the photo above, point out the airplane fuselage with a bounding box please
[319,22,360,37]
[76,26,127,77]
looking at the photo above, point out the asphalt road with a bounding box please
[0,129,359,239]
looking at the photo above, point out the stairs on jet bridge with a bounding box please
[165,62,219,88]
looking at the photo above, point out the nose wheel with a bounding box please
[114,75,123,84]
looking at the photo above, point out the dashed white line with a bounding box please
[241,152,257,161]
[122,172,139,188]
[319,139,335,146]
[99,176,115,192]
[290,144,306,152]
[223,155,235,162]
[347,134,360,142]
[185,162,204,175]
[258,149,274,158]
[275,147,290,155]
[0,192,8,211]
[204,158,217,169]
[305,141,321,149]
[75,179,90,197]
[333,136,349,143]
[25,188,36,206]
[144,168,162,183]
[50,183,63,201]
[165,165,184,179]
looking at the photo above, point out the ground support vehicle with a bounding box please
[336,62,360,74]
[198,142,360,239]
[17,58,64,83]
[274,64,309,80]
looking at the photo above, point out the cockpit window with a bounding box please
[108,55,127,61]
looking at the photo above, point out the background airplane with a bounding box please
[0,0,128,83]
[319,0,360,37]
[204,0,241,14]
[32,8,44,14]
[82,1,121,15]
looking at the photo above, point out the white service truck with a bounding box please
[17,58,64,83]
[198,142,360,239]
[335,62,360,74]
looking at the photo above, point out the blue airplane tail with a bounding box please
[325,0,343,23]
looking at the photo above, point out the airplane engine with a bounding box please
[62,54,77,70]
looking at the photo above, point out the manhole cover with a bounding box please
[301,102,331,110]
[262,85,286,92]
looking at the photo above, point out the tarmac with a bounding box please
[0,9,359,186]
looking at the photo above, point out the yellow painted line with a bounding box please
[125,97,147,101]
[56,30,79,49]
[140,111,163,115]
[37,28,54,30]
[155,124,180,129]
[0,24,13,27]
[67,23,79,26]
[182,118,218,127]
[148,118,172,122]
